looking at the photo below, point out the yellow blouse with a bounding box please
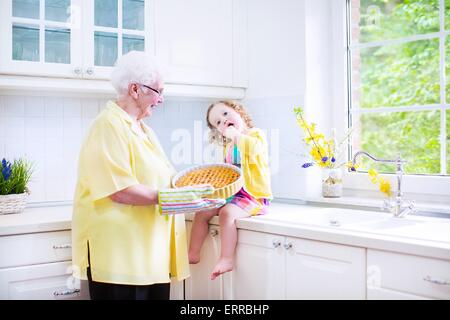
[236,127,273,199]
[72,101,189,285]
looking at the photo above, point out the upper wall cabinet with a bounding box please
[0,0,152,79]
[0,0,83,77]
[82,0,153,79]
[0,0,248,95]
[154,0,243,87]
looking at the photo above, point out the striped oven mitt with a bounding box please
[158,185,226,215]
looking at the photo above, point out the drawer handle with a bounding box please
[53,289,80,296]
[272,240,281,248]
[52,244,72,249]
[283,242,293,250]
[423,275,450,286]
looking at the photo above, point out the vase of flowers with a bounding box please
[294,107,353,198]
[0,158,33,214]
[321,167,343,198]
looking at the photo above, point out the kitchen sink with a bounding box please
[256,207,389,228]
[255,206,450,243]
[347,218,421,231]
[358,220,450,243]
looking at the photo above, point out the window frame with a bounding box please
[331,0,450,200]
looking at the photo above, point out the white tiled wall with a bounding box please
[0,94,311,204]
[0,95,109,203]
[0,96,225,204]
[243,96,321,199]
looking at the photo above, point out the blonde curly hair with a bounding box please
[206,100,254,146]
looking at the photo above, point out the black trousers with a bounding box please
[86,243,170,300]
[86,266,170,300]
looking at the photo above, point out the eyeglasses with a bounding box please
[139,84,164,97]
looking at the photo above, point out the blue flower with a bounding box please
[350,166,356,172]
[331,157,336,163]
[1,159,12,181]
[301,162,314,168]
[321,157,328,162]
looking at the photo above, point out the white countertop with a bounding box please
[1,202,450,261]
[185,202,450,261]
[0,205,72,236]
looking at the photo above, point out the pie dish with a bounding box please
[172,163,243,199]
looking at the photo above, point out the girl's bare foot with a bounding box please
[188,251,200,264]
[210,258,233,280]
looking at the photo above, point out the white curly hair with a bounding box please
[110,51,166,98]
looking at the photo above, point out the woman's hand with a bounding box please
[158,185,226,215]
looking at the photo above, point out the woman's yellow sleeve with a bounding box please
[82,119,139,201]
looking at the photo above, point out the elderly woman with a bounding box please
[71,51,224,300]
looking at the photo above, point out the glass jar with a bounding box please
[321,168,343,198]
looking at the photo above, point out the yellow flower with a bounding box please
[310,146,324,161]
[378,178,392,197]
[368,169,379,184]
[345,161,358,170]
[366,168,392,197]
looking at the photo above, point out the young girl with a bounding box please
[188,100,273,280]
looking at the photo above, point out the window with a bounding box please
[347,0,449,176]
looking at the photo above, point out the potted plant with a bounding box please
[0,158,33,214]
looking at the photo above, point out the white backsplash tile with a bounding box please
[0,117,5,138]
[4,117,25,137]
[25,117,46,138]
[4,136,25,159]
[0,95,95,203]
[81,99,99,118]
[0,94,305,204]
[24,97,45,117]
[44,97,64,118]
[45,117,63,138]
[63,98,82,118]
[3,96,25,116]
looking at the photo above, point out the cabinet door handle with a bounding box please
[73,67,82,75]
[283,242,293,250]
[423,275,450,286]
[209,229,219,237]
[272,240,281,248]
[85,67,94,75]
[53,289,80,296]
[52,244,72,249]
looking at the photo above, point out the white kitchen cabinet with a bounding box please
[0,0,151,79]
[0,0,247,92]
[367,249,450,300]
[0,229,89,300]
[0,261,89,300]
[229,230,366,300]
[154,0,246,87]
[170,279,184,300]
[0,0,83,77]
[226,230,284,299]
[184,221,223,300]
[81,0,153,80]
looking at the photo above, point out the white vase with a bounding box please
[321,168,343,198]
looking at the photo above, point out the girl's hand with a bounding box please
[222,126,241,142]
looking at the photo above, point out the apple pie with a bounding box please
[172,164,243,199]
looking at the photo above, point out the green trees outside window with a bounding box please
[350,0,450,174]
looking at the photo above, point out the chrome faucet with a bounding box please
[352,151,415,218]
